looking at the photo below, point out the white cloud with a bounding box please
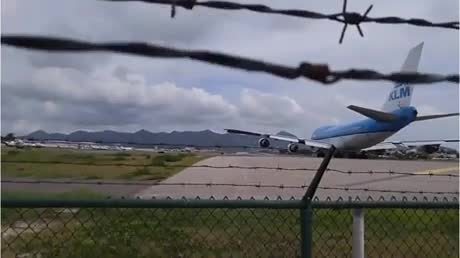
[416,105,442,115]
[2,66,239,132]
[239,89,304,126]
[30,67,237,116]
[1,0,458,145]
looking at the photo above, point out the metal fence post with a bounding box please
[300,202,313,258]
[300,146,335,258]
[303,146,336,200]
[352,208,365,258]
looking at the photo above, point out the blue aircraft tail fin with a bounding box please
[382,42,424,112]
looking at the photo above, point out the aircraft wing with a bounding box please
[362,142,398,151]
[225,129,332,149]
[363,139,459,151]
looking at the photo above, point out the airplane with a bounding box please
[1,139,46,149]
[364,139,459,157]
[90,144,110,150]
[3,139,27,148]
[225,42,459,158]
[2,139,25,148]
[111,144,134,151]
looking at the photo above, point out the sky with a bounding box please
[1,0,459,147]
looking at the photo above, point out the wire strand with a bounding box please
[2,179,458,195]
[101,0,459,31]
[2,35,458,85]
[2,160,458,177]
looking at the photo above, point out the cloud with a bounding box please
[2,64,310,134]
[1,0,458,146]
[416,105,442,115]
[239,89,305,126]
[2,66,239,132]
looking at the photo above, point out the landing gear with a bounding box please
[333,151,344,158]
[317,150,368,159]
[316,151,325,158]
[358,151,368,159]
[338,151,368,159]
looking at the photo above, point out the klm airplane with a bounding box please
[226,42,459,157]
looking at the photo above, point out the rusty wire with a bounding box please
[2,35,459,85]
[2,179,458,195]
[101,0,459,34]
[110,0,459,44]
[2,160,459,178]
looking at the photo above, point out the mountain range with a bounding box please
[24,129,299,148]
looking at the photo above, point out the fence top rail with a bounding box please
[2,199,458,209]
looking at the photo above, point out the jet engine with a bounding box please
[416,144,440,154]
[258,138,270,148]
[287,143,299,153]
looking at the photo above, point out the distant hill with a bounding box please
[24,129,300,148]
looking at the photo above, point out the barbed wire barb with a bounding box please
[338,0,373,43]
[2,160,459,177]
[170,0,176,17]
[2,35,459,84]
[101,0,459,31]
[1,179,458,195]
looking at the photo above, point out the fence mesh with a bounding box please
[2,207,300,258]
[2,201,458,258]
[312,208,458,258]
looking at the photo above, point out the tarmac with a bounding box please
[135,155,459,200]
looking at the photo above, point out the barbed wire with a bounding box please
[39,195,457,202]
[326,168,459,178]
[317,195,459,203]
[1,193,458,202]
[2,35,458,85]
[102,0,459,32]
[2,160,458,177]
[2,179,458,195]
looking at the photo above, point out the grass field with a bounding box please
[1,205,458,258]
[1,190,106,226]
[2,148,458,257]
[2,147,209,180]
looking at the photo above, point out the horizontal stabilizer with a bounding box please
[347,105,399,122]
[415,113,459,121]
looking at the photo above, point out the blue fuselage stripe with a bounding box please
[310,106,418,141]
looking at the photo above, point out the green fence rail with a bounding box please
[2,199,459,258]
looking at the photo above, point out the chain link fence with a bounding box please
[311,207,458,257]
[2,198,458,258]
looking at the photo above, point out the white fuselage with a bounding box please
[310,107,418,151]
[316,131,396,151]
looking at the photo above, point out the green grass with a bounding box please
[1,148,458,257]
[1,190,106,226]
[312,208,459,257]
[1,207,458,258]
[1,147,209,180]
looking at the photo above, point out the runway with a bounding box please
[136,155,459,200]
